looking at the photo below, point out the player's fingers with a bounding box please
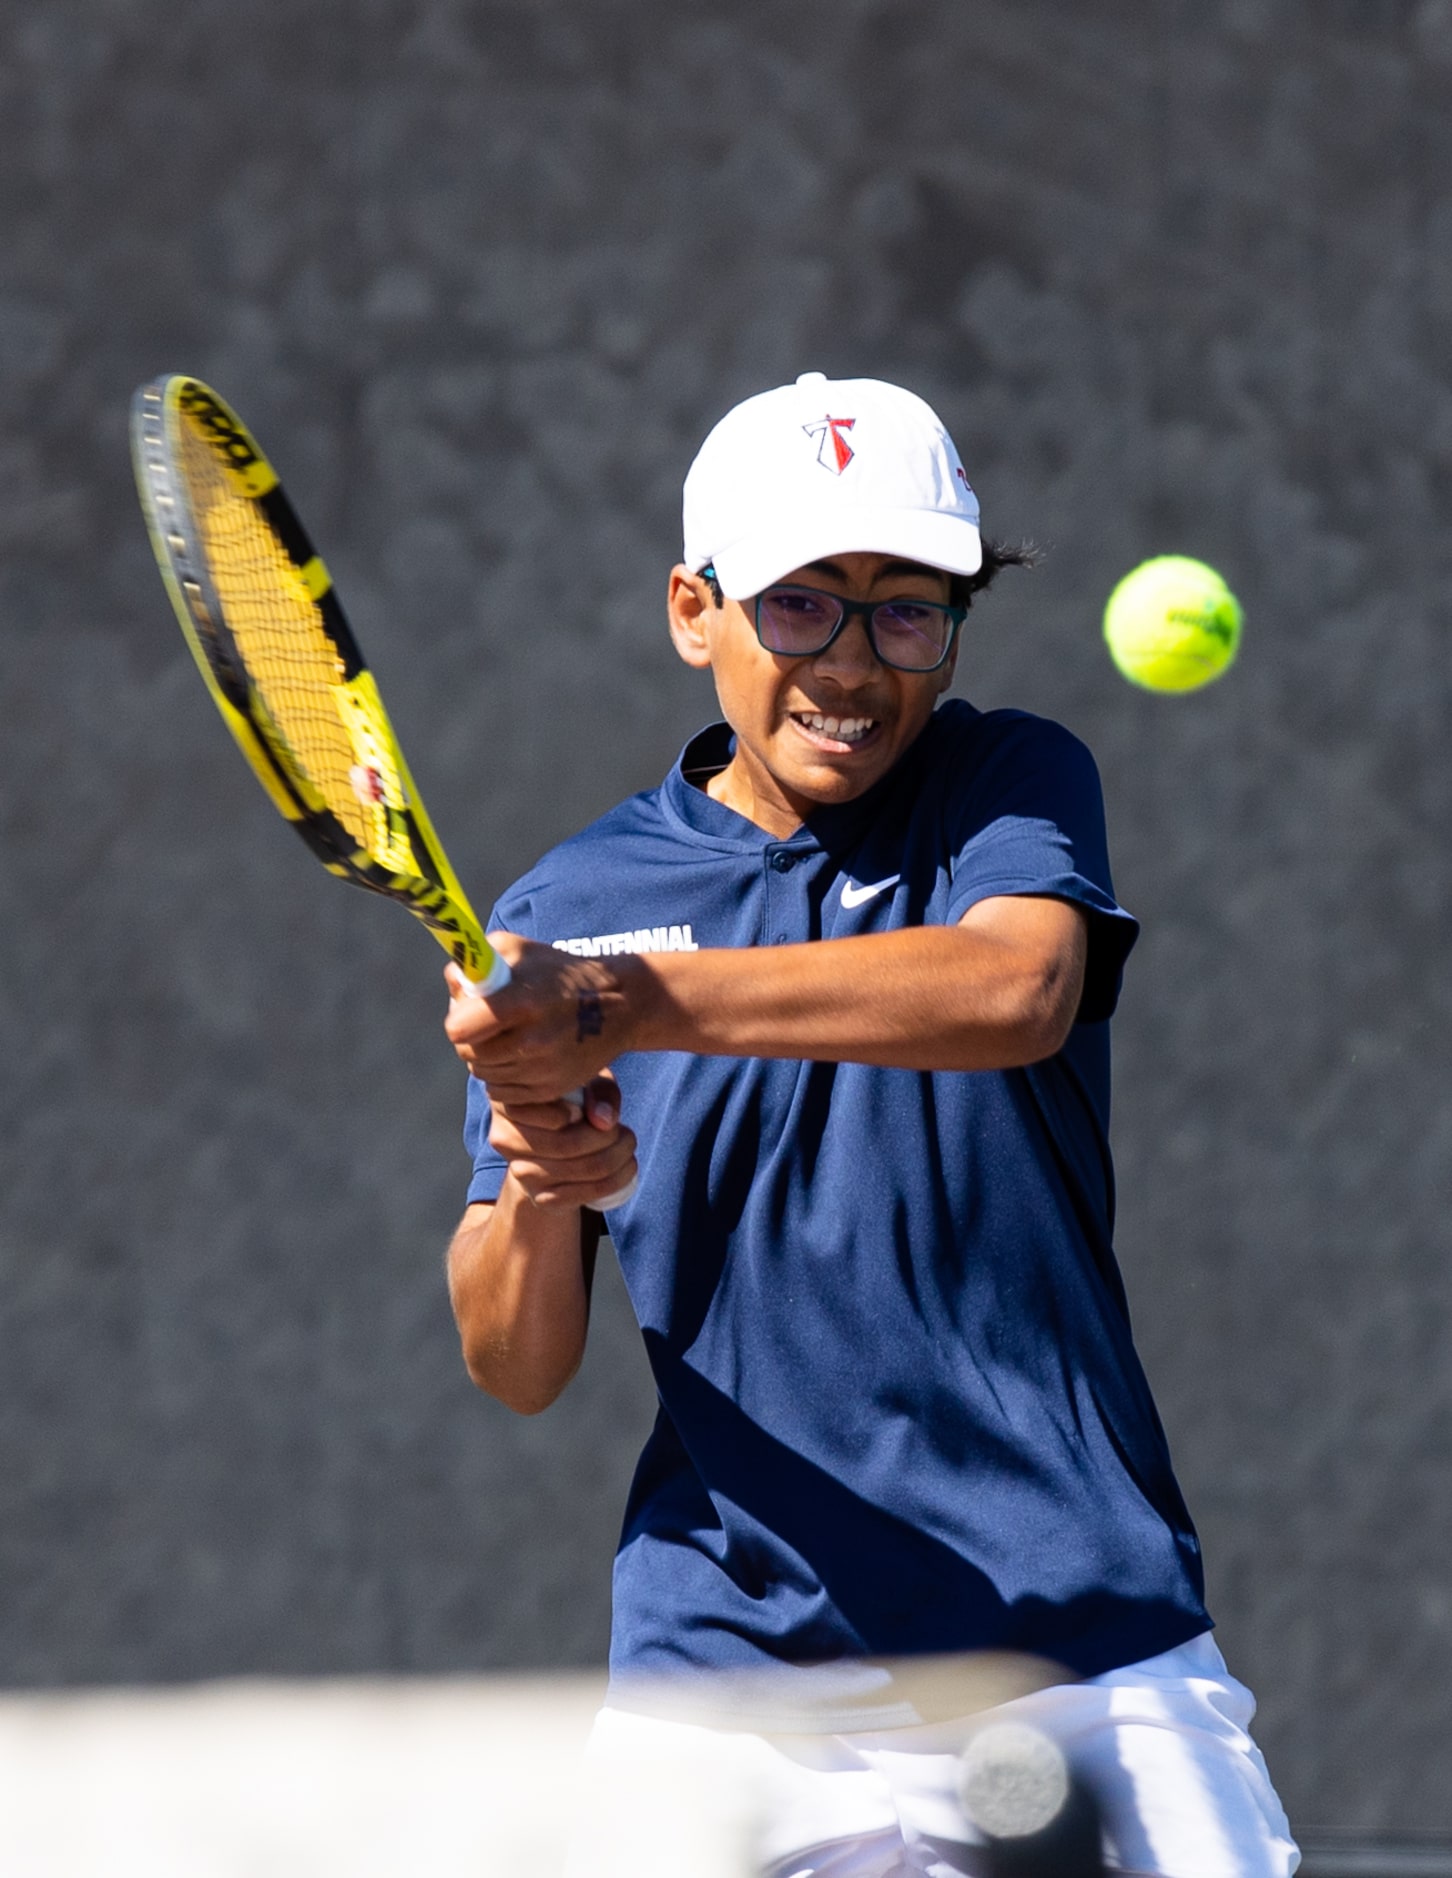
[450,1022,563,1078]
[470,1061,591,1107]
[571,1139,639,1210]
[491,1100,634,1160]
[450,1037,568,1098]
[510,1140,639,1209]
[484,930,527,965]
[491,1114,635,1166]
[490,1096,585,1135]
[443,961,508,1010]
[444,997,508,1050]
[444,934,536,1039]
[488,1112,618,1157]
[583,1071,621,1131]
[514,1156,638,1201]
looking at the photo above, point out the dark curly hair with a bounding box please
[949,539,1038,608]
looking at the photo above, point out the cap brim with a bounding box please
[710,510,983,599]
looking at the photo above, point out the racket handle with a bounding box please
[457,956,638,1212]
[465,953,514,997]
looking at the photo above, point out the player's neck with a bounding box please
[705,758,805,840]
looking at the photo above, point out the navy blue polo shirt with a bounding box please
[464,700,1209,1710]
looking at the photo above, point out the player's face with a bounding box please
[669,550,960,836]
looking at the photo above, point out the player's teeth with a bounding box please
[802,713,872,739]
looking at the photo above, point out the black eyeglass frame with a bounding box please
[750,581,968,674]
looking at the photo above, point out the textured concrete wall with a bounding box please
[2,0,1450,1835]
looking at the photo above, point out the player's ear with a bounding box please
[667,565,716,670]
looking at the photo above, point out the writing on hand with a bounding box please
[576,989,604,1042]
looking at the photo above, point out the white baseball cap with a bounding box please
[682,372,982,599]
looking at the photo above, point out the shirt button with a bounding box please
[770,850,796,872]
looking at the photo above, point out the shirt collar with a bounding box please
[660,711,954,856]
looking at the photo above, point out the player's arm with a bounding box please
[637,894,1089,1070]
[446,893,1089,1100]
[446,1079,635,1413]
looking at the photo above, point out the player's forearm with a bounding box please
[627,922,1083,1071]
[446,1187,593,1415]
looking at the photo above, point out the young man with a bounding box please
[443,375,1297,1876]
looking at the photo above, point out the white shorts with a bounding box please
[565,1633,1299,1878]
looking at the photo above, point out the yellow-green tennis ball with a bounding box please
[1103,556,1242,693]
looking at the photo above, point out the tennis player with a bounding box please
[443,374,1297,1876]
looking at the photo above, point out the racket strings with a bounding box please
[178,419,396,865]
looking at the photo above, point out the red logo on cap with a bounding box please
[804,414,856,474]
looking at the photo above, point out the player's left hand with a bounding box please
[484,1073,638,1209]
[443,936,638,1103]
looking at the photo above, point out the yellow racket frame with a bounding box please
[131,375,508,993]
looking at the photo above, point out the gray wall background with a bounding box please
[2,0,1450,1838]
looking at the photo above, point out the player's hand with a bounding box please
[444,938,637,1102]
[486,1073,638,1210]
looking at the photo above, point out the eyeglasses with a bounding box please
[752,583,966,673]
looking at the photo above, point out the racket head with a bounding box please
[131,375,501,987]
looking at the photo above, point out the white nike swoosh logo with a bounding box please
[841,874,901,909]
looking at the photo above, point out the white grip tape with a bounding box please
[463,953,513,998]
[458,954,637,1212]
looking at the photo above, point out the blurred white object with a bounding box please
[571,1726,761,1878]
[957,1720,1070,1838]
[0,1638,1296,1877]
[0,1673,631,1878]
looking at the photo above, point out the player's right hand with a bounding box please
[486,1072,638,1211]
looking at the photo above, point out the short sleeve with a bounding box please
[461,898,513,1204]
[464,1072,508,1203]
[944,716,1138,1025]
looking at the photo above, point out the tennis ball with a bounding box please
[1102,555,1242,693]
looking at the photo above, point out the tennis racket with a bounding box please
[131,374,636,1210]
